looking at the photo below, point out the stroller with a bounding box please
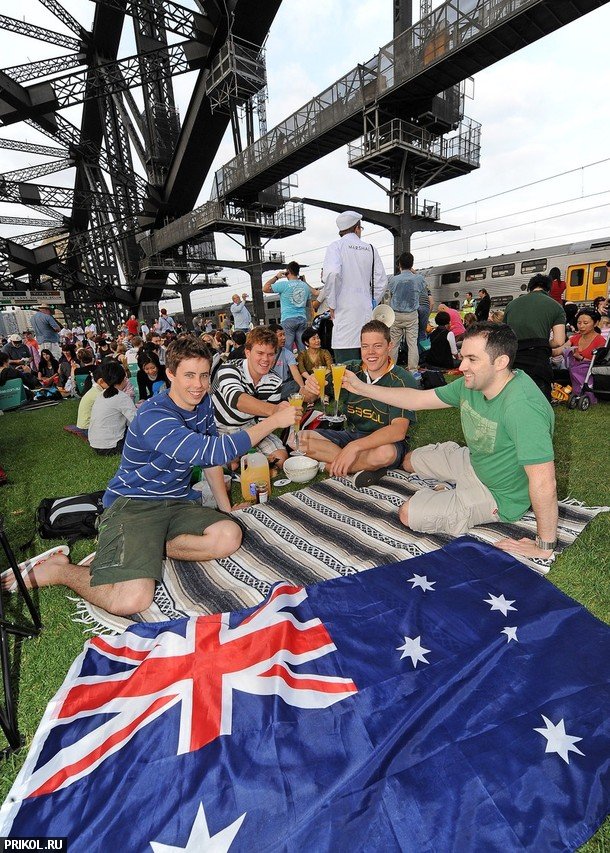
[566,341,610,411]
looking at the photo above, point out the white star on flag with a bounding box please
[534,716,585,764]
[407,574,435,592]
[150,803,246,852]
[397,636,430,668]
[501,627,518,643]
[484,593,517,617]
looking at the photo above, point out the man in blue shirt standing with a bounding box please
[230,293,252,332]
[386,252,427,370]
[30,303,62,359]
[3,338,298,617]
[263,262,317,352]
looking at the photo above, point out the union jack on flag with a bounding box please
[18,582,357,799]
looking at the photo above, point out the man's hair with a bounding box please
[338,224,360,237]
[398,252,414,270]
[232,330,247,346]
[361,319,390,342]
[435,311,450,327]
[287,261,300,276]
[165,337,213,374]
[245,327,278,350]
[478,288,488,296]
[77,348,94,365]
[527,273,551,292]
[160,308,168,315]
[131,335,143,347]
[463,322,518,367]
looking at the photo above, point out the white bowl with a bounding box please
[283,456,319,484]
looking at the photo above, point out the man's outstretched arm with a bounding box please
[342,370,451,413]
[496,461,558,559]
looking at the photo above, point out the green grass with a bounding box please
[0,398,608,847]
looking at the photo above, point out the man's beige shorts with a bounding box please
[407,441,499,536]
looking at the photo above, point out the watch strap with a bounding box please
[535,535,557,552]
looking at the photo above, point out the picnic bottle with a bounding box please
[240,450,270,502]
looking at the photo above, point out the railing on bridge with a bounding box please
[213,0,533,198]
[205,35,267,113]
[347,116,481,171]
[139,201,305,257]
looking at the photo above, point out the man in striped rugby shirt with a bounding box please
[212,327,316,474]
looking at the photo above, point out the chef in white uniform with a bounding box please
[322,210,387,362]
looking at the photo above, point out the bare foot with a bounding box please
[1,552,70,592]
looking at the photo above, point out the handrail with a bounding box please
[213,0,537,198]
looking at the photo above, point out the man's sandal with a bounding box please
[1,545,70,593]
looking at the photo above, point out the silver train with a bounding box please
[420,237,610,309]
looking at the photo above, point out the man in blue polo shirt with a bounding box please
[30,303,62,359]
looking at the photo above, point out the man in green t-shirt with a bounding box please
[503,273,566,401]
[342,322,558,561]
[300,320,417,487]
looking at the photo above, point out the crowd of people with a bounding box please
[1,210,608,617]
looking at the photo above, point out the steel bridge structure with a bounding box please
[0,0,607,327]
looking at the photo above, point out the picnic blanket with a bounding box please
[78,470,608,634]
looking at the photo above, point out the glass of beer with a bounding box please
[289,393,304,455]
[330,363,346,420]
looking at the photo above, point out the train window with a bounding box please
[592,266,608,285]
[569,268,584,288]
[590,241,610,249]
[441,271,460,285]
[521,258,546,274]
[465,268,486,282]
[491,263,515,278]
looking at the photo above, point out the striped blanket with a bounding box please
[79,471,608,634]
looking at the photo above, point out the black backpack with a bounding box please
[36,491,105,544]
[420,370,447,390]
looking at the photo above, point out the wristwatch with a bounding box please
[535,535,557,552]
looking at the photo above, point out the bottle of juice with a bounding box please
[240,450,271,501]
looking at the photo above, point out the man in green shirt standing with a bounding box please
[503,273,566,401]
[342,322,558,561]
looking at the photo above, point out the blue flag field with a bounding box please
[1,538,608,850]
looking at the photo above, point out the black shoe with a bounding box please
[352,468,388,488]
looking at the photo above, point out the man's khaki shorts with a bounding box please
[407,442,499,536]
[90,497,226,586]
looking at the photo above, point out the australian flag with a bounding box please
[1,539,609,851]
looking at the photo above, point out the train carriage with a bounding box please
[422,237,610,309]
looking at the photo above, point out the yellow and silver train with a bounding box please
[421,237,610,309]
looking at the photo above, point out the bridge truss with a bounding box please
[0,0,606,327]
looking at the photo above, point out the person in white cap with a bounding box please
[2,333,32,368]
[322,210,387,362]
[30,303,62,359]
